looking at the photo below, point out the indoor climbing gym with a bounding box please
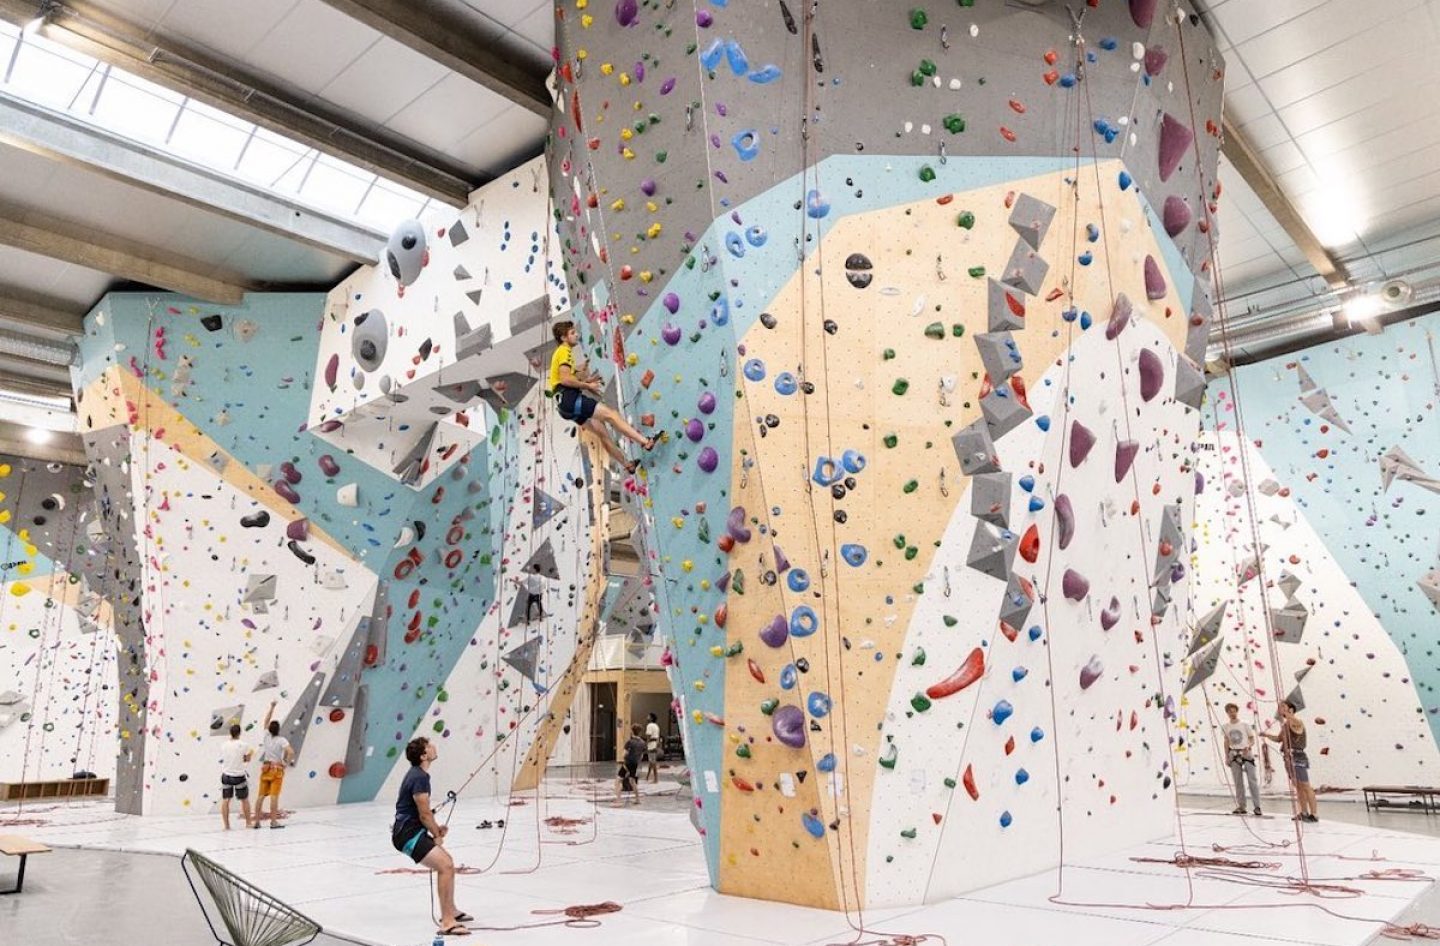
[3,1,1440,945]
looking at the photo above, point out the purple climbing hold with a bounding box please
[696,8,713,27]
[1130,0,1158,28]
[1115,439,1139,482]
[662,292,681,314]
[318,454,340,477]
[697,446,719,473]
[286,518,309,542]
[316,420,343,433]
[660,76,676,95]
[641,178,658,196]
[1105,292,1133,340]
[1157,113,1194,183]
[1195,471,1205,494]
[1062,568,1090,601]
[1138,348,1165,401]
[1162,195,1191,237]
[1099,596,1121,630]
[772,705,806,748]
[698,391,717,415]
[280,461,302,484]
[760,614,790,648]
[1144,45,1169,77]
[727,506,752,543]
[1144,255,1167,300]
[615,0,639,27]
[686,418,705,442]
[1069,420,1096,467]
[324,353,339,392]
[1079,655,1104,690]
[773,544,791,573]
[274,480,300,504]
[1055,494,1075,550]
[662,322,682,345]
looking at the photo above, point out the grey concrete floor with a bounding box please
[0,847,356,946]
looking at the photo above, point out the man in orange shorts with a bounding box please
[256,700,295,829]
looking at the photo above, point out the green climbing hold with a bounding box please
[956,210,975,229]
[910,693,932,713]
[883,348,896,360]
[698,518,711,543]
[912,647,927,666]
[910,8,928,29]
[432,720,445,733]
[893,379,910,395]
[725,642,744,657]
[918,58,937,76]
[944,114,967,134]
[905,546,919,560]
[901,827,918,839]
[437,689,449,703]
[902,479,919,493]
[968,266,986,278]
[913,582,925,594]
[911,70,927,87]
[958,0,974,6]
[943,776,957,789]
[924,321,945,339]
[952,324,966,337]
[943,615,958,627]
[656,150,668,163]
[760,698,779,715]
[918,165,936,183]
[879,748,898,770]
[883,434,899,448]
[736,744,752,758]
[732,569,745,595]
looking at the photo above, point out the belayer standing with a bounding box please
[390,737,473,937]
[548,321,655,473]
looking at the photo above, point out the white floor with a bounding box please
[5,781,1439,946]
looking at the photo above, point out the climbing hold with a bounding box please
[962,764,979,800]
[1138,347,1164,401]
[790,605,819,637]
[760,614,790,648]
[1143,255,1167,300]
[992,700,1014,725]
[925,647,985,700]
[353,310,388,371]
[802,812,826,838]
[840,544,868,567]
[1069,421,1096,467]
[1157,113,1194,182]
[772,705,807,748]
[1162,195,1191,237]
[1130,0,1158,28]
[697,448,719,473]
[1115,440,1139,481]
[1062,569,1090,601]
[1105,292,1133,340]
[1054,494,1074,549]
[1079,655,1104,690]
[615,0,639,27]
[807,691,832,718]
[780,664,798,690]
[1018,524,1040,563]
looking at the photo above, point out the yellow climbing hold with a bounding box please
[581,13,593,27]
[693,680,706,692]
[621,147,635,160]
[9,582,31,597]
[619,72,631,86]
[610,197,626,210]
[600,62,613,75]
[16,561,32,575]
[681,559,694,572]
[0,463,10,477]
[626,353,639,366]
[646,223,662,239]
[709,645,724,657]
[692,709,704,723]
[671,516,685,528]
[639,269,654,281]
[0,510,10,525]
[620,127,633,140]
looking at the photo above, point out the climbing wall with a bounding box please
[67,159,599,814]
[1181,315,1440,790]
[548,0,1224,908]
[0,454,118,785]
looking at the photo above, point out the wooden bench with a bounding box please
[0,777,109,801]
[0,835,50,894]
[1363,785,1440,814]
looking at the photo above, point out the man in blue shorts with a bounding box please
[548,320,654,473]
[391,737,472,936]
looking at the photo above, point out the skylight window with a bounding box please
[0,21,436,233]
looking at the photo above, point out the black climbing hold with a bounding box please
[844,253,873,289]
[241,511,271,529]
[200,314,223,332]
[779,0,798,33]
[834,510,848,523]
[760,312,778,329]
[823,319,838,335]
[287,540,316,565]
[830,484,846,500]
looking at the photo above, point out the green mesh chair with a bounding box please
[181,849,321,946]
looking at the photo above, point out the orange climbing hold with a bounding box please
[732,776,756,793]
[925,647,985,700]
[999,621,1019,642]
[747,658,764,683]
[715,604,728,628]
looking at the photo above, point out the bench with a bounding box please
[0,777,110,801]
[1363,785,1440,814]
[0,835,50,894]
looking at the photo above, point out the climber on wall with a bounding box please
[1263,700,1319,823]
[390,737,473,937]
[548,320,655,473]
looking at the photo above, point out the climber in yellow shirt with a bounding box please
[549,320,654,473]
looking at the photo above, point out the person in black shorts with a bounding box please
[614,724,645,806]
[391,737,472,937]
[547,321,655,473]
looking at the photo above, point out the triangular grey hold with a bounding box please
[453,265,472,281]
[981,384,1033,438]
[1299,389,1352,433]
[1257,478,1282,497]
[280,671,327,759]
[509,295,549,335]
[1295,365,1317,394]
[970,472,1012,527]
[1294,664,1312,683]
[974,331,1022,383]
[1008,193,1057,250]
[244,574,277,611]
[476,388,509,415]
[520,537,561,579]
[319,620,370,709]
[952,419,1001,476]
[998,573,1033,627]
[999,240,1049,296]
[1173,354,1206,408]
[207,451,229,473]
[1187,602,1227,656]
[393,422,439,487]
[209,704,244,736]
[1153,503,1184,583]
[1236,547,1266,585]
[435,379,485,404]
[342,684,368,777]
[454,316,493,361]
[1270,600,1309,643]
[252,670,279,692]
[987,278,1026,332]
[534,487,565,528]
[1151,583,1173,619]
[484,372,540,407]
[466,290,483,306]
[448,220,470,246]
[502,635,544,682]
[1182,638,1223,693]
[1277,569,1302,600]
[1282,686,1305,713]
[966,521,1017,581]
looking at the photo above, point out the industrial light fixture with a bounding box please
[21,0,58,35]
[24,426,53,444]
[0,386,72,413]
[1342,292,1381,326]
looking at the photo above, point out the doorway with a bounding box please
[588,681,617,762]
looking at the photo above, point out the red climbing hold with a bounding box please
[747,658,765,683]
[732,776,756,793]
[1005,291,1026,318]
[1004,736,1015,756]
[999,621,1019,642]
[963,764,979,800]
[926,647,985,700]
[328,762,347,779]
[329,708,345,723]
[1019,524,1040,564]
[715,604,728,628]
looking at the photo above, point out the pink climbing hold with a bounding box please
[1115,439,1139,482]
[286,518,309,541]
[1143,255,1167,300]
[1105,292,1133,340]
[1099,596,1122,630]
[1162,195,1191,237]
[1054,494,1075,550]
[1130,0,1158,28]
[1138,348,1165,401]
[1069,420,1096,467]
[1062,568,1090,601]
[1079,655,1104,690]
[1157,113,1193,182]
[1144,45,1169,77]
[324,353,339,392]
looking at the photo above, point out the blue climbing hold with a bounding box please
[1035,415,1051,432]
[1079,310,1093,330]
[1061,307,1078,322]
[1000,810,1013,828]
[748,65,783,84]
[1015,768,1030,785]
[745,225,768,247]
[711,296,730,326]
[1118,170,1133,191]
[726,231,747,257]
[780,664,798,690]
[992,700,1014,725]
[787,568,810,593]
[1086,223,1100,243]
[743,358,766,382]
[806,189,830,218]
[807,691,832,718]
[817,752,837,773]
[775,372,798,395]
[700,39,725,71]
[1012,666,1028,682]
[1078,251,1093,266]
[802,812,826,838]
[1028,625,1043,642]
[812,456,840,486]
[1018,475,1035,493]
[1099,36,1118,50]
[725,39,749,75]
[840,544,867,567]
[841,449,866,474]
[732,130,760,162]
[1028,496,1045,512]
[1030,726,1045,743]
[790,604,819,637]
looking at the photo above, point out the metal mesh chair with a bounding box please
[181,849,321,946]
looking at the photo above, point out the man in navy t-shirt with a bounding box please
[390,737,471,937]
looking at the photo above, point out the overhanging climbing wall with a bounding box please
[68,160,600,814]
[548,0,1224,908]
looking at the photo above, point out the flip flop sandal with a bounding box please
[455,912,474,922]
[436,925,470,937]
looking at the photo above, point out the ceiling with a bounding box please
[1,0,1439,416]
